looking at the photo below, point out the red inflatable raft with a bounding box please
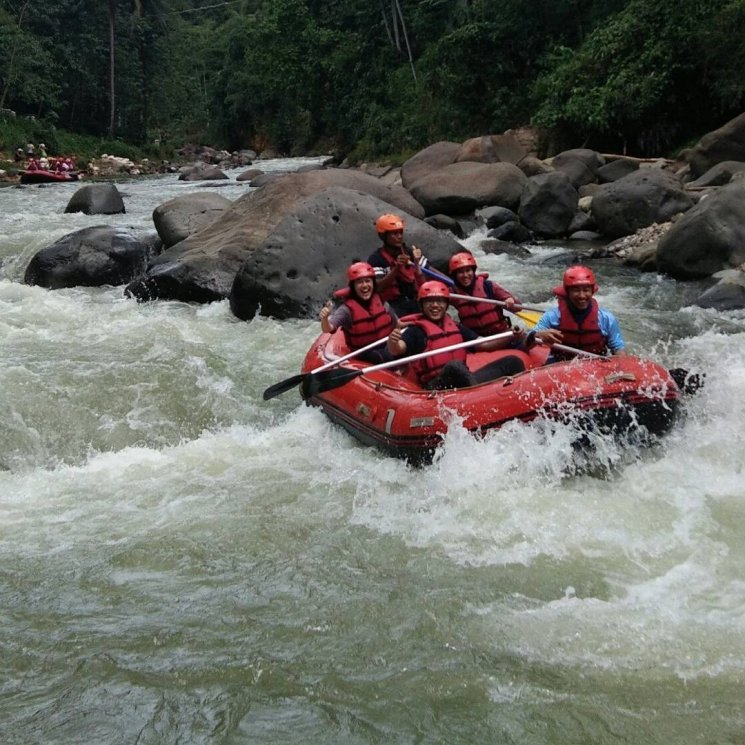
[298,331,683,463]
[19,170,79,184]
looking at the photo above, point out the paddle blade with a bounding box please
[301,367,364,397]
[669,367,705,395]
[515,309,542,327]
[262,373,306,400]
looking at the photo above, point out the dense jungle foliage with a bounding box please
[1,0,744,161]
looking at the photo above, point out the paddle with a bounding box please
[421,266,543,327]
[448,292,544,326]
[303,330,514,397]
[262,335,390,400]
[538,341,605,359]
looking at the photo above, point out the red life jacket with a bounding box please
[555,292,608,358]
[342,294,395,349]
[401,313,467,385]
[376,245,418,303]
[450,274,510,335]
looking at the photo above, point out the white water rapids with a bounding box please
[1,161,744,744]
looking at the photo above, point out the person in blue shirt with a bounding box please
[529,265,626,361]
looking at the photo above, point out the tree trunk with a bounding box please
[108,0,116,138]
[393,0,416,84]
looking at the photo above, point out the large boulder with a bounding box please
[408,161,527,216]
[518,171,579,238]
[687,160,745,188]
[684,112,745,179]
[64,183,125,215]
[656,180,745,279]
[590,169,693,239]
[152,192,233,248]
[125,168,425,303]
[229,186,462,320]
[692,269,745,310]
[24,226,159,289]
[596,158,639,183]
[550,148,604,188]
[401,141,461,189]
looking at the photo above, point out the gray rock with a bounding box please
[518,171,579,238]
[568,230,602,241]
[152,192,233,248]
[64,183,125,215]
[424,214,465,238]
[567,210,596,233]
[25,226,159,289]
[229,187,461,320]
[401,141,461,189]
[657,180,745,279]
[178,164,229,181]
[596,158,639,183]
[687,160,745,187]
[685,112,745,179]
[125,168,425,304]
[692,270,745,309]
[591,169,693,239]
[409,161,527,215]
[476,205,519,229]
[622,243,658,271]
[551,148,604,188]
[487,221,533,243]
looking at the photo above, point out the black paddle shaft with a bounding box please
[302,367,363,397]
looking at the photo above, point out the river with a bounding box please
[1,160,744,744]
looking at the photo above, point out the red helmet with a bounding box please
[563,265,598,292]
[347,262,375,282]
[418,280,450,302]
[375,213,405,234]
[448,252,477,273]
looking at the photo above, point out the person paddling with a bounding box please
[386,280,525,390]
[367,213,428,316]
[319,262,397,364]
[448,251,521,336]
[529,265,626,361]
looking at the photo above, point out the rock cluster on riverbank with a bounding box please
[19,112,745,315]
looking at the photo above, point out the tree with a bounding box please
[530,0,723,154]
[106,0,170,138]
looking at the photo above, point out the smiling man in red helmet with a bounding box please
[367,213,428,316]
[386,280,525,390]
[530,265,626,361]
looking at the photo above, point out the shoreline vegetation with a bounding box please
[0,116,341,185]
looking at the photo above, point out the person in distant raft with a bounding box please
[367,213,428,317]
[448,251,521,336]
[529,265,626,361]
[386,280,525,390]
[319,262,397,363]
